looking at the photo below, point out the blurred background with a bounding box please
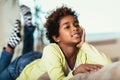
[0,0,120,61]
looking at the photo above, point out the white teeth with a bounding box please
[72,33,80,38]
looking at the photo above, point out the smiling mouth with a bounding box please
[71,33,81,38]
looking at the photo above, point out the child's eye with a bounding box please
[64,25,70,29]
[74,23,79,27]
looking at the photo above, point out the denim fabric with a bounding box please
[0,48,13,80]
[0,48,13,72]
[22,25,35,55]
[0,68,12,80]
[0,22,38,80]
[8,51,42,79]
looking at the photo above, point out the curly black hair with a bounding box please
[44,6,79,43]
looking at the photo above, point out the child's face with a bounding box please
[57,15,83,45]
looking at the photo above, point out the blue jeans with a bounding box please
[22,25,35,55]
[0,49,42,80]
[0,24,40,80]
[0,48,13,80]
[8,51,42,79]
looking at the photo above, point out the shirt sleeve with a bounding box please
[80,42,112,66]
[42,45,73,80]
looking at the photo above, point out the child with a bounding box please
[17,6,111,80]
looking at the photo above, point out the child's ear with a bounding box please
[52,36,60,43]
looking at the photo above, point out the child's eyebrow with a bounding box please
[62,20,78,26]
[62,22,69,26]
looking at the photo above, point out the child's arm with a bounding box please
[72,64,103,75]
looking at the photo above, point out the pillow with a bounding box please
[70,61,120,80]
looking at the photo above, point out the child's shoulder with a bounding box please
[44,43,59,50]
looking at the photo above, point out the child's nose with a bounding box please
[72,26,78,31]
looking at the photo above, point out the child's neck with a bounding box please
[59,44,78,58]
[59,44,79,69]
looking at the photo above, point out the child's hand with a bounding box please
[73,64,103,75]
[76,27,85,48]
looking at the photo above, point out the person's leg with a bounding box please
[20,5,36,54]
[0,69,13,80]
[16,51,42,76]
[0,56,20,80]
[0,19,21,80]
[22,25,35,54]
[0,19,21,72]
[0,48,13,72]
[0,50,42,80]
[8,51,42,79]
